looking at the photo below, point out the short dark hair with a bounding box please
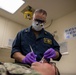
[34,9,47,16]
[49,62,60,75]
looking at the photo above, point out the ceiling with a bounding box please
[0,0,76,27]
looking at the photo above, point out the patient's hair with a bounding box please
[49,62,60,75]
[55,65,60,75]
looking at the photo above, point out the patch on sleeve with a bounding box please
[43,38,52,45]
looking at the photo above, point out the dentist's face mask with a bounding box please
[32,19,45,31]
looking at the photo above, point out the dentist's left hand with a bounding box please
[44,48,56,59]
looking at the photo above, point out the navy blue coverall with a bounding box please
[11,26,62,63]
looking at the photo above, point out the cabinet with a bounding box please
[0,16,25,49]
[0,16,6,47]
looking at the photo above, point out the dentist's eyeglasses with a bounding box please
[34,19,46,23]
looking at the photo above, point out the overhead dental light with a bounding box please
[22,5,34,20]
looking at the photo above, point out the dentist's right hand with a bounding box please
[22,52,37,64]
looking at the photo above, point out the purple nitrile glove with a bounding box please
[44,48,56,59]
[22,52,37,64]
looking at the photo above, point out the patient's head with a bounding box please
[31,62,60,75]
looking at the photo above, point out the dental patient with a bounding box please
[31,62,60,75]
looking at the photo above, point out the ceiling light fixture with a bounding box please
[0,0,25,14]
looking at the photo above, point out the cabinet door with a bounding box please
[2,20,22,48]
[0,17,6,47]
[0,16,25,48]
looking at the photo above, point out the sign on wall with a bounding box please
[64,26,76,39]
[59,42,68,55]
[8,39,14,47]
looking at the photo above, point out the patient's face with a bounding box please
[31,62,56,75]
